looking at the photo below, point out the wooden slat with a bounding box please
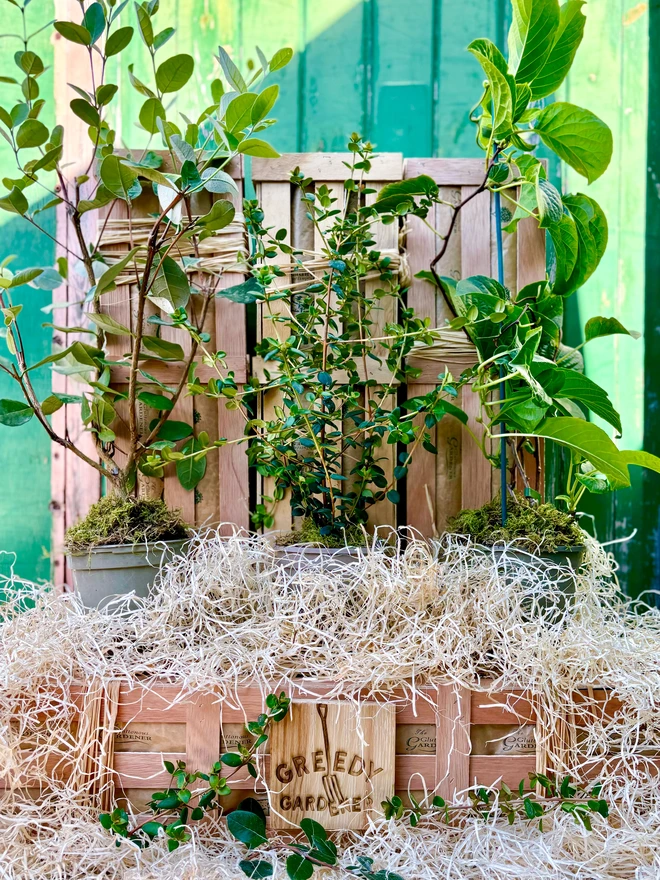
[469,756,537,789]
[186,692,221,773]
[405,158,487,186]
[517,215,546,291]
[436,686,471,801]
[252,153,403,182]
[470,692,536,724]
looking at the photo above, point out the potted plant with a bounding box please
[207,135,465,560]
[0,0,291,602]
[369,0,660,592]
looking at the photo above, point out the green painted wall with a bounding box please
[0,1,55,584]
[0,0,652,596]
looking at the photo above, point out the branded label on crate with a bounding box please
[396,724,436,755]
[268,701,395,830]
[470,724,536,756]
[114,723,186,753]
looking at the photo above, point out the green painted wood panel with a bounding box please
[0,0,652,597]
[0,1,55,585]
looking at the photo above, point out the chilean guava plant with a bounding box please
[0,0,290,498]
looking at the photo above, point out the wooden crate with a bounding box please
[0,681,546,829]
[52,153,545,576]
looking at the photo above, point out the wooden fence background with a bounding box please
[53,153,545,584]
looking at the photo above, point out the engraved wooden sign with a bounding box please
[268,701,395,830]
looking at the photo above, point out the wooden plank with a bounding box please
[405,158,488,186]
[110,359,247,384]
[469,756,537,789]
[516,216,546,291]
[251,153,403,182]
[435,686,471,802]
[470,692,535,725]
[186,692,220,774]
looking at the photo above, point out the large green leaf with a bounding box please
[469,40,515,138]
[105,26,134,56]
[200,168,239,197]
[148,256,190,314]
[533,102,613,184]
[197,199,235,232]
[100,155,141,201]
[547,212,579,293]
[530,0,586,98]
[252,84,279,124]
[285,854,314,880]
[554,194,608,295]
[134,2,153,47]
[94,246,141,297]
[83,2,105,43]
[619,450,660,476]
[374,174,439,214]
[0,398,34,426]
[216,46,246,93]
[149,418,193,442]
[238,860,273,879]
[155,54,194,93]
[0,186,28,215]
[535,365,622,433]
[176,437,207,490]
[508,0,560,85]
[535,177,562,228]
[527,417,630,488]
[53,21,92,46]
[226,810,267,849]
[226,92,258,132]
[584,316,641,343]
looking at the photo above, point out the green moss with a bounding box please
[275,517,368,548]
[65,495,189,553]
[447,494,584,553]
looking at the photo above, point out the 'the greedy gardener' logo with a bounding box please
[269,702,392,828]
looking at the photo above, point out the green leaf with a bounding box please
[70,98,100,128]
[153,27,175,51]
[527,417,630,489]
[156,54,194,93]
[238,138,280,158]
[16,51,44,77]
[105,26,134,56]
[200,167,239,197]
[374,174,439,213]
[508,0,560,85]
[285,854,313,880]
[100,155,141,201]
[150,419,193,441]
[226,92,258,132]
[537,365,622,433]
[95,246,141,297]
[217,46,246,92]
[556,193,608,295]
[239,860,273,879]
[226,810,267,849]
[9,267,43,287]
[0,186,28,215]
[533,102,613,184]
[216,276,264,304]
[584,316,641,343]
[530,1,586,99]
[548,212,579,293]
[135,2,153,47]
[139,97,166,134]
[142,335,185,360]
[78,185,113,214]
[251,84,279,124]
[54,21,92,46]
[148,256,191,314]
[269,47,293,71]
[619,449,660,477]
[536,177,563,228]
[127,64,155,98]
[0,398,33,426]
[88,312,133,337]
[468,39,515,139]
[83,2,105,43]
[197,199,235,231]
[180,160,201,189]
[176,437,207,490]
[15,118,48,149]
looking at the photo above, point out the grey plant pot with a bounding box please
[67,539,189,608]
[477,543,586,616]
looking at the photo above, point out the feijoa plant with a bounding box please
[0,0,291,499]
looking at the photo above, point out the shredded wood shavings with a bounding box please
[1,529,660,878]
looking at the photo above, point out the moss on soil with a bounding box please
[65,495,189,553]
[447,494,584,554]
[275,517,368,548]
